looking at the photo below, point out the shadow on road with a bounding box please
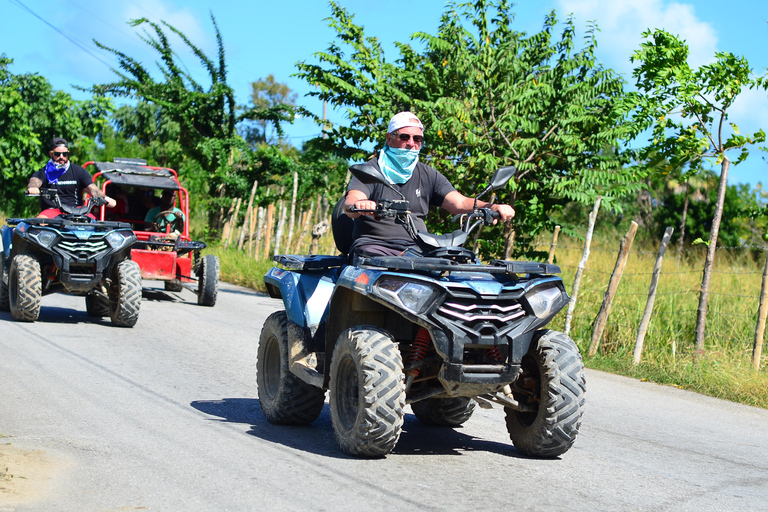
[0,306,112,325]
[191,397,524,459]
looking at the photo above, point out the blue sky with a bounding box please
[2,0,767,187]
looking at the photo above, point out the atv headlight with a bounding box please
[376,278,437,314]
[106,231,132,249]
[527,285,563,318]
[28,229,57,247]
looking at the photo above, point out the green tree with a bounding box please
[631,29,767,351]
[296,0,642,259]
[90,14,251,232]
[0,55,111,215]
[241,74,297,146]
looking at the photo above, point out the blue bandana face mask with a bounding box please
[45,159,70,184]
[378,146,420,184]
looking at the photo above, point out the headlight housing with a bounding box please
[28,228,57,247]
[106,230,134,249]
[375,278,437,314]
[527,284,563,318]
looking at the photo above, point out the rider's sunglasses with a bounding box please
[52,151,69,158]
[394,133,424,144]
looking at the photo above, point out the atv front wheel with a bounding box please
[257,311,326,424]
[330,327,405,457]
[505,329,586,458]
[0,253,9,312]
[197,254,218,307]
[85,292,109,317]
[109,260,142,327]
[9,254,41,322]
[411,397,476,427]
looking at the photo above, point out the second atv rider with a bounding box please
[343,112,515,258]
[26,137,116,218]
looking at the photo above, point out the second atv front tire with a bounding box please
[330,327,405,458]
[411,397,476,427]
[109,260,142,327]
[9,254,41,322]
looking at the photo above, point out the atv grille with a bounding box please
[58,239,109,259]
[437,298,525,336]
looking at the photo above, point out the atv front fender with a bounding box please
[264,265,339,335]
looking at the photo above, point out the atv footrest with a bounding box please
[274,254,348,270]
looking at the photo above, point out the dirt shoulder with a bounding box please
[0,440,61,510]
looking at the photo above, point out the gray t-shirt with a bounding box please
[346,159,456,254]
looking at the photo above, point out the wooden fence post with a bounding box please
[273,202,287,257]
[263,202,275,260]
[752,246,768,370]
[286,171,299,252]
[564,197,601,336]
[588,221,638,357]
[633,227,674,365]
[547,225,561,264]
[220,201,236,244]
[238,180,258,251]
[254,206,265,259]
[224,197,242,249]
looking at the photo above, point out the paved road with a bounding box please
[1,281,767,511]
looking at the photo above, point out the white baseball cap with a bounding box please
[387,111,424,133]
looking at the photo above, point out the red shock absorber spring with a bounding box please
[406,328,431,379]
[486,346,504,362]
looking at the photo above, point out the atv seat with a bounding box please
[331,196,354,256]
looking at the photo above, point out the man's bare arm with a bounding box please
[86,183,117,208]
[26,177,43,195]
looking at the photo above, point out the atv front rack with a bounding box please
[6,217,131,231]
[273,254,559,276]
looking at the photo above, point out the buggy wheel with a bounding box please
[0,253,9,312]
[505,330,586,458]
[197,254,218,307]
[411,397,476,427]
[85,292,109,317]
[109,260,142,327]
[9,254,41,322]
[164,279,183,292]
[257,311,326,424]
[330,327,405,457]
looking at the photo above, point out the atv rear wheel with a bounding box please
[85,292,109,317]
[257,311,326,424]
[197,254,218,307]
[164,279,183,292]
[9,254,41,322]
[0,253,9,312]
[411,397,476,427]
[330,327,405,457]
[505,329,586,458]
[109,260,142,327]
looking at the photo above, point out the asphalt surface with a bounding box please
[1,280,767,511]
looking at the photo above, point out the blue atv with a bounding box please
[0,188,141,326]
[259,164,585,458]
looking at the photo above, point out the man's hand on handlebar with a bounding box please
[345,200,377,218]
[26,187,40,196]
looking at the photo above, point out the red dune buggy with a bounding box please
[86,158,219,306]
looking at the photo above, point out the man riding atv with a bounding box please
[26,137,116,217]
[343,112,515,258]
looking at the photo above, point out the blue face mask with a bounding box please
[378,146,420,184]
[45,159,70,184]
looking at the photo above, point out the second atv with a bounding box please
[0,188,141,327]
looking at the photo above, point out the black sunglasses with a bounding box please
[394,133,424,144]
[52,151,69,157]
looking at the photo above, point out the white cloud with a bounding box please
[557,0,718,75]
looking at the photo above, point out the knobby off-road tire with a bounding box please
[164,279,183,292]
[197,254,219,307]
[330,327,406,458]
[505,329,586,458]
[9,254,41,322]
[0,253,9,312]
[257,311,326,424]
[411,397,476,427]
[109,260,142,327]
[85,292,109,317]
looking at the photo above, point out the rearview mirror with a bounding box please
[489,166,516,190]
[349,163,387,185]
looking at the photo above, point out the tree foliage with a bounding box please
[0,55,111,215]
[296,0,643,257]
[241,74,297,146]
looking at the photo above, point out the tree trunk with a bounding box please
[224,197,242,249]
[677,184,689,260]
[752,246,768,370]
[694,157,730,352]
